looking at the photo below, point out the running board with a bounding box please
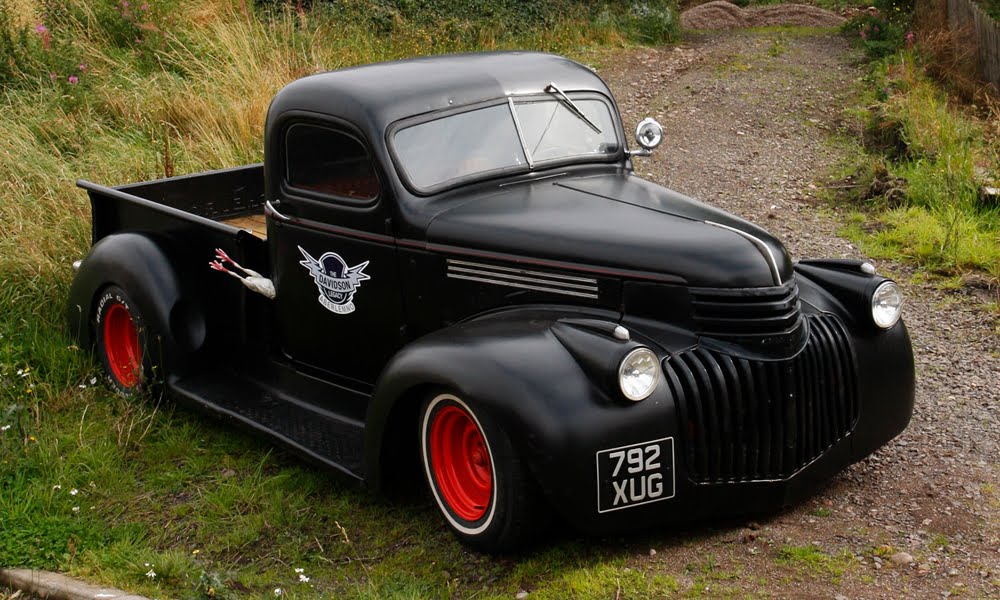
[169,367,366,480]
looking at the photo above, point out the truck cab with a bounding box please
[68,52,915,552]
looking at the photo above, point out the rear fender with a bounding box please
[67,232,205,378]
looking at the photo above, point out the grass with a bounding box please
[834,46,1000,295]
[682,555,745,597]
[0,0,690,598]
[776,545,856,583]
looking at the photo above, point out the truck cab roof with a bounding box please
[265,51,616,135]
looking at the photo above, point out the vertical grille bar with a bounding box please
[718,355,745,479]
[666,314,860,484]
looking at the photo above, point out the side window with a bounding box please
[285,124,380,201]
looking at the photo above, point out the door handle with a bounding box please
[266,200,292,222]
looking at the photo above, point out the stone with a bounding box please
[890,552,914,566]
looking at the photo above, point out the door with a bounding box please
[269,120,405,385]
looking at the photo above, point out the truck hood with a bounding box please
[425,173,793,288]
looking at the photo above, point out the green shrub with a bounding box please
[842,0,914,59]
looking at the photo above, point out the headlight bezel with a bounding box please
[871,279,904,329]
[618,346,660,402]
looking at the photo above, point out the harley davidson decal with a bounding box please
[298,246,370,315]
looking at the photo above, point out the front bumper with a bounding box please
[532,310,915,535]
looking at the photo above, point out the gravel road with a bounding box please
[594,29,1000,598]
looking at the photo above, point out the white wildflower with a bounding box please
[298,574,309,583]
[89,377,97,385]
[72,506,80,513]
[145,569,156,579]
[70,489,78,496]
[294,568,304,574]
[274,589,283,596]
[79,384,87,389]
[144,563,150,567]
[1,425,10,432]
[52,485,61,490]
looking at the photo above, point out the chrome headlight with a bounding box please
[871,280,903,329]
[618,347,659,402]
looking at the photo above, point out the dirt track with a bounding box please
[592,29,1000,598]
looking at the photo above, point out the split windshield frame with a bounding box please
[387,89,623,196]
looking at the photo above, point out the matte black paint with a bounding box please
[68,51,915,537]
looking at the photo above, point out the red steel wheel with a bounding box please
[420,392,544,552]
[94,286,146,394]
[429,404,493,521]
[103,302,142,387]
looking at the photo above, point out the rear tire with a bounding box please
[94,285,149,396]
[419,392,543,552]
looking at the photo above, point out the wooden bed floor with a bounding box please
[223,214,267,239]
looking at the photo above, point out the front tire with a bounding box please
[94,285,149,396]
[419,392,543,552]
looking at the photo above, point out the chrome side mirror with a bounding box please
[630,117,663,157]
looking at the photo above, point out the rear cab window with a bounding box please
[285,123,380,201]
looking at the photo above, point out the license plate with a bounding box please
[596,437,675,513]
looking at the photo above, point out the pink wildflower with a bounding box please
[34,22,51,49]
[68,75,78,85]
[79,63,88,72]
[49,72,57,81]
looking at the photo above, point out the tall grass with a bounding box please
[0,0,674,283]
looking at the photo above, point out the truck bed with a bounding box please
[79,164,267,244]
[223,212,267,240]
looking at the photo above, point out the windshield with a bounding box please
[392,95,619,191]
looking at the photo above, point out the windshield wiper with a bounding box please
[545,82,602,134]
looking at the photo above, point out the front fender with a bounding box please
[66,232,205,377]
[364,309,678,518]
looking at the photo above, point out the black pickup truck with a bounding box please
[68,52,914,552]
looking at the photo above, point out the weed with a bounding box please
[929,533,950,551]
[811,506,833,517]
[768,34,788,58]
[777,544,856,582]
